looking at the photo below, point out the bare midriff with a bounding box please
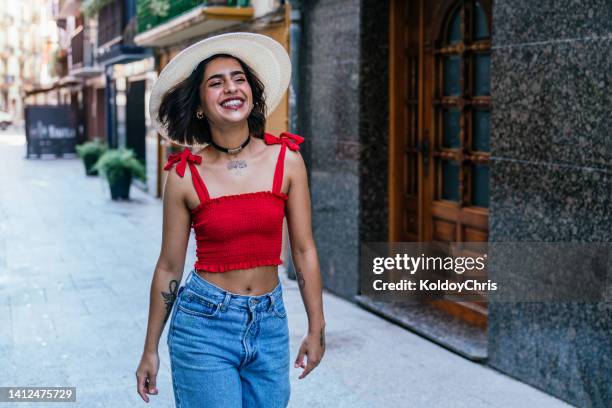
[195,265,280,296]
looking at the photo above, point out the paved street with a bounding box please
[0,130,572,407]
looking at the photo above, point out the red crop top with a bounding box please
[163,132,304,273]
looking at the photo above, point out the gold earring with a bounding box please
[196,111,204,119]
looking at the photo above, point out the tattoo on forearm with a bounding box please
[320,327,325,348]
[296,267,305,290]
[162,279,179,323]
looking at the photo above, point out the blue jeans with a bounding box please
[167,270,290,408]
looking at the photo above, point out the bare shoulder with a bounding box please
[284,145,304,165]
[284,145,307,181]
[162,164,190,204]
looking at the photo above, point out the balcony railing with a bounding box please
[70,27,84,68]
[98,0,124,48]
[70,24,99,76]
[137,0,251,33]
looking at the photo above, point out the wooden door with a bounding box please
[390,0,492,326]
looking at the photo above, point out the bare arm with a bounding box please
[285,148,325,378]
[143,168,192,351]
[137,168,191,401]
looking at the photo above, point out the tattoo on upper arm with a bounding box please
[162,279,179,324]
[296,266,305,290]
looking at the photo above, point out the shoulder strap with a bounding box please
[264,132,304,194]
[272,144,287,194]
[163,147,210,203]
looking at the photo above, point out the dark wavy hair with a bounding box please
[157,53,267,146]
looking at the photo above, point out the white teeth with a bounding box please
[222,99,243,108]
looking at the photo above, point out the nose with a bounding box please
[224,80,238,93]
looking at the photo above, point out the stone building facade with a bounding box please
[292,0,611,406]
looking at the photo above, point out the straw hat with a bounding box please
[149,32,291,148]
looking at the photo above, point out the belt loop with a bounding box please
[267,294,275,312]
[185,270,194,285]
[220,292,232,311]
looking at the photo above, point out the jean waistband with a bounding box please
[181,269,283,312]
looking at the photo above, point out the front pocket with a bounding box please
[177,288,220,318]
[273,299,287,318]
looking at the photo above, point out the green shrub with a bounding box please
[76,139,107,160]
[93,148,146,185]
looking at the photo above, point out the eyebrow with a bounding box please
[205,70,245,82]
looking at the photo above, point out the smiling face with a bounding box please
[198,56,253,127]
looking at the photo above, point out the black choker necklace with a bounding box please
[210,135,251,155]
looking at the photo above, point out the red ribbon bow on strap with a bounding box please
[264,132,304,151]
[163,147,202,177]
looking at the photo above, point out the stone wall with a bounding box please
[300,0,611,405]
[488,1,612,406]
[300,0,363,299]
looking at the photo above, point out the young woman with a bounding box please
[135,33,326,407]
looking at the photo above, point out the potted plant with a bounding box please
[76,139,107,176]
[93,148,146,200]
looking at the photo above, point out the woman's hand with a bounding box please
[294,325,325,379]
[136,350,160,402]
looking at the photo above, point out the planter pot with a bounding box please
[109,170,132,200]
[83,155,99,176]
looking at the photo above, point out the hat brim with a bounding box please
[149,32,291,148]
